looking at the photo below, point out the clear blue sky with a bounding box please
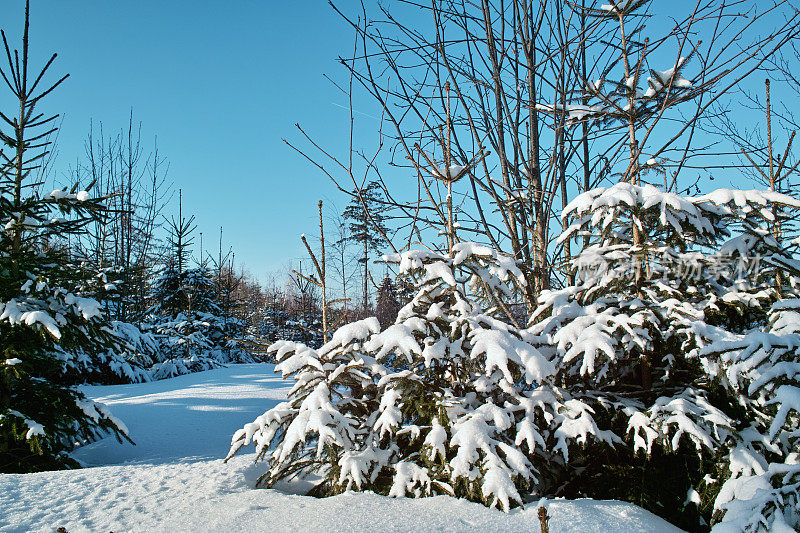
[5,0,371,280]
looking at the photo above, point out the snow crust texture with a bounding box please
[0,456,683,533]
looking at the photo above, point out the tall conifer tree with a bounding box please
[0,2,130,472]
[340,181,387,311]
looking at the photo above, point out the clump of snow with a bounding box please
[434,164,466,179]
[23,420,45,439]
[48,189,91,202]
[601,0,636,13]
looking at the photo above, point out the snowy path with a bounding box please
[72,363,291,465]
[0,364,685,533]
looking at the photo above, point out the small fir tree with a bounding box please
[145,198,251,379]
[375,274,400,329]
[228,243,558,510]
[230,185,800,530]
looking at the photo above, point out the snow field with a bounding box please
[0,455,684,533]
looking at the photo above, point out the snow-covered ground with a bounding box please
[0,364,685,532]
[73,363,292,465]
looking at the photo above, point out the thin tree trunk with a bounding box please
[318,201,329,342]
[363,236,368,312]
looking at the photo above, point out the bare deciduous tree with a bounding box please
[75,113,170,320]
[296,0,800,311]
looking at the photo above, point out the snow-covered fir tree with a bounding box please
[528,184,800,530]
[0,2,131,472]
[229,184,800,531]
[228,243,557,510]
[51,257,151,384]
[144,200,253,379]
[526,1,800,527]
[146,263,252,379]
[1,248,136,472]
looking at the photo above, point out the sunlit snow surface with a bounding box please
[0,364,684,532]
[73,364,291,465]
